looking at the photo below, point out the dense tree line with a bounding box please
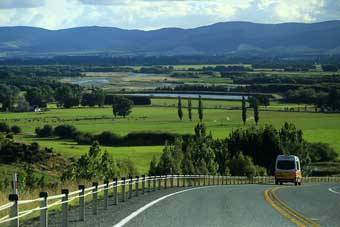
[231,74,340,85]
[285,87,340,111]
[35,124,191,146]
[105,95,151,106]
[150,123,338,176]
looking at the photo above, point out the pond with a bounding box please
[71,78,110,85]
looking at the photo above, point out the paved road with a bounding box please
[28,183,339,227]
[122,185,294,227]
[117,184,340,227]
[275,184,340,227]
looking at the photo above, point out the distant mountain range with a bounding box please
[0,21,340,57]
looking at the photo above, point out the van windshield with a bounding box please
[277,160,295,170]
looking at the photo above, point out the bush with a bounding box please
[123,132,182,146]
[76,132,95,145]
[0,122,10,133]
[128,96,151,105]
[227,152,259,177]
[307,142,338,162]
[35,125,54,137]
[117,159,138,177]
[95,131,122,146]
[11,125,21,134]
[54,124,79,139]
[6,133,13,139]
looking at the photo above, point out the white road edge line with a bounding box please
[113,186,217,227]
[328,187,340,195]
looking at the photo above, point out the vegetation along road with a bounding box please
[58,183,339,227]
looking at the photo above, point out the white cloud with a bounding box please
[257,0,325,23]
[0,0,338,29]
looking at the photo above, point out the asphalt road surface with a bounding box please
[116,184,340,227]
[38,183,339,227]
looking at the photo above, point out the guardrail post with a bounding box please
[177,175,180,187]
[171,175,174,188]
[78,185,85,221]
[164,175,167,189]
[135,176,139,197]
[104,180,109,209]
[113,178,118,205]
[142,175,146,194]
[153,176,156,191]
[128,177,133,199]
[122,178,126,202]
[92,182,98,215]
[61,189,69,227]
[8,194,19,227]
[158,176,161,190]
[39,192,48,227]
[147,176,151,193]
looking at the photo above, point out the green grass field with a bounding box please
[2,103,340,173]
[2,105,340,146]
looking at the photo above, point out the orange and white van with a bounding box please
[275,155,302,185]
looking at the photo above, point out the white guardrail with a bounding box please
[0,175,339,227]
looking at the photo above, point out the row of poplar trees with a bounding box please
[177,95,260,125]
[177,95,203,122]
[242,96,260,125]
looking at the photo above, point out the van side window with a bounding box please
[296,161,300,170]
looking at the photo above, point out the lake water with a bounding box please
[72,78,110,85]
[128,93,247,100]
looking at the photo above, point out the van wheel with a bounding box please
[279,181,283,185]
[275,180,279,185]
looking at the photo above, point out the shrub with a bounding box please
[307,142,338,162]
[117,159,138,177]
[35,125,54,137]
[0,122,10,133]
[95,131,122,146]
[54,124,79,139]
[128,96,151,105]
[123,132,180,146]
[227,152,258,177]
[11,125,21,134]
[6,133,13,139]
[76,132,95,145]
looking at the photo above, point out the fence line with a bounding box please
[0,175,339,226]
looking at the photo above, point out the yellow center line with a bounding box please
[270,188,320,227]
[263,187,321,227]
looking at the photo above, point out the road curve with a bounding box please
[57,183,340,227]
[120,185,294,227]
[115,184,340,227]
[275,184,340,227]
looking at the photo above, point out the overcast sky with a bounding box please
[0,0,339,30]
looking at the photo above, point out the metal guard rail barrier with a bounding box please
[0,175,339,227]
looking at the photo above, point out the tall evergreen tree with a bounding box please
[242,96,247,125]
[178,96,183,120]
[254,97,259,125]
[149,156,158,176]
[198,95,203,122]
[188,98,192,121]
